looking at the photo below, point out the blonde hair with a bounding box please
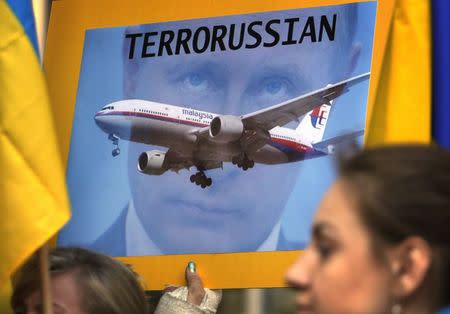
[11,247,149,314]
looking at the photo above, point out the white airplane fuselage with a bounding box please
[94,99,322,165]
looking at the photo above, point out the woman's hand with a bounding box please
[186,261,206,305]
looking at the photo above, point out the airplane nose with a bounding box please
[94,112,118,135]
[94,112,106,128]
[94,113,112,135]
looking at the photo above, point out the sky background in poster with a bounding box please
[59,2,376,252]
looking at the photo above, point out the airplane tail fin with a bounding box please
[312,129,364,155]
[295,100,332,145]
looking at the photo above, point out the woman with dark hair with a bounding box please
[286,145,450,314]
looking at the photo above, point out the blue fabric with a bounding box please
[5,0,39,57]
[436,306,450,314]
[432,0,450,149]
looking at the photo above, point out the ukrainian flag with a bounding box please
[367,0,450,148]
[0,0,70,312]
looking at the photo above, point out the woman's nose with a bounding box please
[285,248,314,289]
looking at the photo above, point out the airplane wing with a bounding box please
[241,72,370,131]
[193,72,369,156]
[164,149,192,172]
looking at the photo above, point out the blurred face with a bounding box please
[285,180,393,314]
[125,10,356,254]
[22,272,86,314]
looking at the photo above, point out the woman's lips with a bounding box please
[295,303,314,314]
[174,199,242,215]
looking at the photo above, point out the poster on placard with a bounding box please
[53,0,377,288]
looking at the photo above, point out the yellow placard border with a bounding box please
[45,0,393,289]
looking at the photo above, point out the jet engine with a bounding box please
[209,115,244,142]
[137,150,168,175]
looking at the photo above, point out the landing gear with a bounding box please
[190,171,212,188]
[232,154,255,171]
[109,134,120,157]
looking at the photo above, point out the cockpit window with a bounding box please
[101,106,114,111]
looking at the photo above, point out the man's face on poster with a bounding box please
[124,9,358,254]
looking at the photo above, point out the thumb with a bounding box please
[185,261,205,305]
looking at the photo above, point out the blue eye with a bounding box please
[174,70,220,95]
[264,79,283,95]
[166,63,227,111]
[242,75,298,113]
[257,76,294,103]
[186,73,205,87]
[182,73,209,92]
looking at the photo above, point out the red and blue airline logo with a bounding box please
[310,107,327,129]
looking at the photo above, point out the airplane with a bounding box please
[94,72,369,188]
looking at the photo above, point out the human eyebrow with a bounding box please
[165,59,230,80]
[247,63,311,93]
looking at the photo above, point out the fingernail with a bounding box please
[188,261,196,273]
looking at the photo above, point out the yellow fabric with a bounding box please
[0,283,12,314]
[0,1,70,312]
[366,0,431,145]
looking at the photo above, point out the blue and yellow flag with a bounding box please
[367,0,450,147]
[0,0,70,312]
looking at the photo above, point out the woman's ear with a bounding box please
[389,236,432,298]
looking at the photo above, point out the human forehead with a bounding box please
[133,5,356,35]
[24,272,84,313]
[138,44,332,72]
[126,6,356,63]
